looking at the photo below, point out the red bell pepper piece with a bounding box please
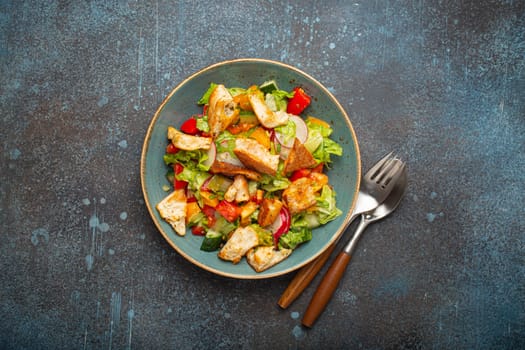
[215,200,241,222]
[286,87,311,115]
[180,117,199,135]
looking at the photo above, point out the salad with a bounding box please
[156,80,343,272]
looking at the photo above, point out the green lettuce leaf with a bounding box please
[314,185,342,225]
[196,115,210,133]
[275,118,296,146]
[228,87,246,96]
[163,149,211,171]
[304,119,343,165]
[279,226,312,250]
[250,224,274,247]
[176,166,210,192]
[265,89,294,111]
[198,83,217,105]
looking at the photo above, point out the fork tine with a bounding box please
[366,151,394,179]
[375,156,400,182]
[377,160,405,189]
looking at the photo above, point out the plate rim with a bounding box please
[140,58,361,279]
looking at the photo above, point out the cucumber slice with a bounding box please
[206,174,233,193]
[200,230,223,252]
[259,80,279,94]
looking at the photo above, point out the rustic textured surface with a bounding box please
[1,1,524,349]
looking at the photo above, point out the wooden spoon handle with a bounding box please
[278,243,337,309]
[302,252,351,328]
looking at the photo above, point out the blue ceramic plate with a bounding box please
[141,58,360,279]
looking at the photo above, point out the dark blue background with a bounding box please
[1,1,523,349]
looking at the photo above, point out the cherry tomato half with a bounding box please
[166,143,179,154]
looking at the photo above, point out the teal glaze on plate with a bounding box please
[141,58,360,279]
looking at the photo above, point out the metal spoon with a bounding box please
[302,166,408,327]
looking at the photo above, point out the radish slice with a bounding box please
[268,207,291,247]
[202,141,216,169]
[290,115,308,144]
[274,114,309,148]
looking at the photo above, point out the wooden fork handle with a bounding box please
[278,243,337,309]
[302,251,351,328]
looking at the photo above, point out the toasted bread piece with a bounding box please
[218,226,259,264]
[248,91,289,128]
[282,173,328,214]
[234,138,280,176]
[257,198,283,227]
[209,160,262,181]
[240,201,259,226]
[246,246,292,272]
[208,84,239,138]
[168,126,212,151]
[283,138,317,174]
[224,175,250,203]
[156,189,187,236]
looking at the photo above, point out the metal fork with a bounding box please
[278,152,406,308]
[352,152,405,218]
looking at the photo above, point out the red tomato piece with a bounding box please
[311,163,324,173]
[286,87,311,115]
[180,117,198,135]
[166,143,179,154]
[173,163,188,190]
[289,168,311,182]
[173,163,184,174]
[191,226,206,236]
[174,179,188,190]
[202,205,217,227]
[185,188,196,202]
[216,200,241,222]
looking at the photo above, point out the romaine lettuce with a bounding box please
[275,118,296,146]
[279,226,312,250]
[176,166,210,193]
[315,185,342,225]
[197,83,217,105]
[305,119,343,165]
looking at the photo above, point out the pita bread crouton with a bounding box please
[209,160,262,181]
[208,84,240,138]
[224,175,250,203]
[234,138,280,176]
[247,90,289,128]
[246,246,292,272]
[156,189,187,236]
[282,173,328,214]
[218,226,259,264]
[168,126,212,151]
[257,198,283,227]
[283,138,317,174]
